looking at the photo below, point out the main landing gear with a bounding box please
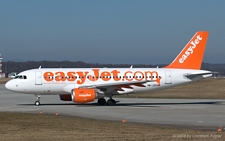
[97,98,116,106]
[107,99,116,106]
[98,98,106,105]
[35,95,41,106]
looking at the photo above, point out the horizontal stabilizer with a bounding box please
[184,71,216,79]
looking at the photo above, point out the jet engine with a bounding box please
[71,88,104,103]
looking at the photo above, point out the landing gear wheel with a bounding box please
[35,101,40,106]
[98,98,106,105]
[107,99,116,106]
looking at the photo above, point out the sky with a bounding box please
[1,0,225,64]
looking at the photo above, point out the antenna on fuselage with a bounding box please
[130,65,133,68]
[38,66,42,69]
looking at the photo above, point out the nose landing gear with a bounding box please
[35,95,41,106]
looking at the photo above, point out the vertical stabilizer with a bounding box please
[165,31,208,70]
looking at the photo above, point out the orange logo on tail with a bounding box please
[179,35,203,64]
[165,31,209,70]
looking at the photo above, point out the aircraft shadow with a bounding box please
[18,101,224,107]
[116,101,223,107]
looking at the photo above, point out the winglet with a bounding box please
[165,31,209,70]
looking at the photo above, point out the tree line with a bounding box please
[2,61,225,76]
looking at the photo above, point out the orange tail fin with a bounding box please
[165,31,209,70]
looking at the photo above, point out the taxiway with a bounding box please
[1,84,225,130]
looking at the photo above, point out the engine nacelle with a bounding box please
[59,94,72,101]
[71,88,104,103]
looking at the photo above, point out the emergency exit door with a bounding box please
[35,71,42,85]
[165,71,172,84]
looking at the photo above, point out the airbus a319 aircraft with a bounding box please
[5,31,213,106]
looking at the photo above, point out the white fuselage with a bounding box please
[5,68,212,96]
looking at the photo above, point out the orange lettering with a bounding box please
[124,71,133,81]
[42,70,161,85]
[77,71,88,84]
[88,69,100,81]
[134,71,144,81]
[145,71,158,80]
[101,71,111,81]
[43,72,54,81]
[111,70,121,81]
[67,72,76,81]
[55,72,66,81]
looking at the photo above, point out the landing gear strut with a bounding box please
[98,98,106,105]
[35,95,41,106]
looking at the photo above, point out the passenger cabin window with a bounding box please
[14,75,27,79]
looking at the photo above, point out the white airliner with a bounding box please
[5,31,213,106]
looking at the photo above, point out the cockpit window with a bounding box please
[14,75,19,79]
[14,75,27,79]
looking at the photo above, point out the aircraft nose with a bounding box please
[5,80,13,90]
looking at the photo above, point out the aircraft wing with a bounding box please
[63,80,155,93]
[79,80,155,94]
[79,80,154,88]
